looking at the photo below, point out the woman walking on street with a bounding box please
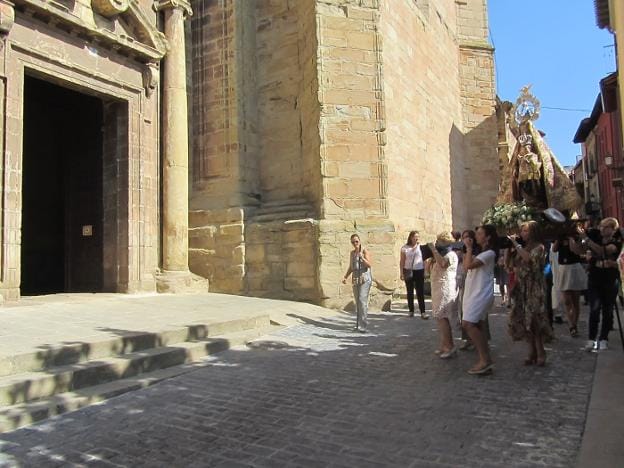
[552,234,587,337]
[428,232,459,358]
[342,234,373,333]
[462,225,497,375]
[400,231,429,319]
[508,221,552,366]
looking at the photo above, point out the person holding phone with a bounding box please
[342,234,373,333]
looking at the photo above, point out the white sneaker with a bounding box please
[599,340,608,350]
[584,340,597,352]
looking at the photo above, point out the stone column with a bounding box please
[156,0,191,272]
[155,0,207,292]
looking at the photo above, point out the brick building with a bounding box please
[0,0,499,306]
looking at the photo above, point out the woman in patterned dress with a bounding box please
[427,232,459,359]
[508,221,553,366]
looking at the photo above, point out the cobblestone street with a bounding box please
[0,303,597,468]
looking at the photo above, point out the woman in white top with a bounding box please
[399,231,428,319]
[427,232,459,358]
[462,225,498,375]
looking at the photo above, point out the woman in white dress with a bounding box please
[462,225,498,375]
[427,232,459,359]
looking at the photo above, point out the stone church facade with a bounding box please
[0,0,498,307]
[188,0,499,309]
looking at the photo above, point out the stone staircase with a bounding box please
[0,315,276,432]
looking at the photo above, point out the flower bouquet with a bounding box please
[482,202,539,235]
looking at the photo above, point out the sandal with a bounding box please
[467,363,494,375]
[524,356,537,366]
[569,327,578,338]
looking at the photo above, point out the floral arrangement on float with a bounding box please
[482,201,539,234]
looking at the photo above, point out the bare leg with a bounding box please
[570,291,580,328]
[563,291,580,335]
[438,318,454,352]
[462,320,491,369]
[535,333,546,366]
[525,338,537,365]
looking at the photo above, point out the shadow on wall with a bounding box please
[449,113,500,232]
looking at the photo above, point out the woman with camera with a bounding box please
[508,221,552,366]
[427,232,459,359]
[342,233,372,333]
[573,217,622,351]
[462,225,497,375]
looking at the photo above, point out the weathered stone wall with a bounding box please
[188,0,498,310]
[246,220,318,302]
[457,0,499,228]
[256,0,319,204]
[189,0,321,300]
[189,209,245,294]
[190,0,259,210]
[315,1,395,310]
[380,0,464,236]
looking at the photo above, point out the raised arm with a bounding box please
[428,243,450,268]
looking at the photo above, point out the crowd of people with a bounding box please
[342,216,624,376]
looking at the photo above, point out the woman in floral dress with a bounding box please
[508,221,553,366]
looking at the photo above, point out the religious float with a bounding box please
[483,86,583,238]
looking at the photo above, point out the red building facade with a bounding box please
[574,73,624,223]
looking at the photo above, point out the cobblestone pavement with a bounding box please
[0,303,597,468]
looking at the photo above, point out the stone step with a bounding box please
[0,326,279,433]
[0,315,269,378]
[0,321,273,406]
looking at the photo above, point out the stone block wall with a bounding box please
[189,208,245,294]
[190,0,260,210]
[188,0,499,310]
[246,220,318,302]
[256,0,319,205]
[315,1,397,309]
[380,0,464,235]
[457,0,499,228]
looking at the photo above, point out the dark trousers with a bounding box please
[588,280,619,341]
[405,269,425,315]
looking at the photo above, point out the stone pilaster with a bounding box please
[155,0,207,292]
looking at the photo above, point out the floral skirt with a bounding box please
[508,282,553,342]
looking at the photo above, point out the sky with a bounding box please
[488,0,615,167]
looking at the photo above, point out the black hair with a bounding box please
[477,224,499,261]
